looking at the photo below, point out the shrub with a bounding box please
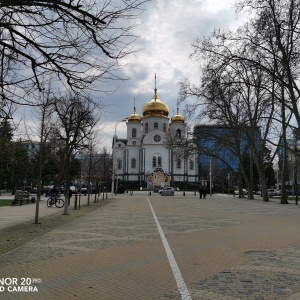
[117,184,126,194]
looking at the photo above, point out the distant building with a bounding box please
[193,125,260,187]
[194,125,239,171]
[21,140,40,157]
[278,138,300,189]
[112,84,198,190]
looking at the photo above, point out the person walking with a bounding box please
[199,186,203,199]
[203,186,207,199]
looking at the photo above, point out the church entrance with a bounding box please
[147,168,170,191]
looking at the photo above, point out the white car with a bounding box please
[268,189,276,197]
[233,189,248,195]
[160,187,175,196]
[70,186,77,193]
[268,189,282,197]
[272,190,281,196]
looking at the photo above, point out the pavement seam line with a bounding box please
[147,196,192,300]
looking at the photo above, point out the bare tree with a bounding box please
[51,93,99,215]
[179,33,282,201]
[165,127,198,160]
[32,88,55,223]
[235,0,300,126]
[0,0,151,111]
[97,146,112,194]
[179,0,300,203]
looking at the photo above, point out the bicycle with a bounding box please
[47,197,64,208]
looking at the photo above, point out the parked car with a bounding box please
[41,185,52,196]
[70,186,77,193]
[233,189,248,195]
[158,187,168,194]
[30,187,37,193]
[80,187,87,195]
[274,190,281,196]
[268,189,276,197]
[160,187,175,196]
[288,189,300,196]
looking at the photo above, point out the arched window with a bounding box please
[158,156,162,167]
[189,160,194,170]
[163,123,166,132]
[117,158,122,169]
[152,156,156,168]
[145,123,148,133]
[176,158,181,169]
[154,122,158,130]
[131,158,136,169]
[132,128,136,138]
[176,129,181,138]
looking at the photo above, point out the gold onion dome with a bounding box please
[142,88,169,118]
[128,106,141,123]
[171,108,185,123]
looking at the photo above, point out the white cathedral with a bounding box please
[112,83,198,191]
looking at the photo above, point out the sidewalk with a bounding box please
[0,191,300,299]
[0,193,96,229]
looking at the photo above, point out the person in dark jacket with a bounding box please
[49,186,58,204]
[199,186,203,199]
[203,186,207,199]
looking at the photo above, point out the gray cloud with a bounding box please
[89,0,243,149]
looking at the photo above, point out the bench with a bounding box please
[11,191,30,206]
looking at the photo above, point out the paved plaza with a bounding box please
[0,191,300,299]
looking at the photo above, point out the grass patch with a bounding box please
[0,199,30,207]
[287,197,300,202]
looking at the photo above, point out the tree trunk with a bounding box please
[63,151,71,215]
[280,89,289,204]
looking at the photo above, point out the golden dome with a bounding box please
[171,108,185,123]
[142,88,169,118]
[128,106,141,123]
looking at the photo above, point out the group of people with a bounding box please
[198,186,207,199]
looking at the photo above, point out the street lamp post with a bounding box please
[111,118,127,198]
[209,158,212,197]
[294,139,298,205]
[228,172,231,195]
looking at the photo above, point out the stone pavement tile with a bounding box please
[1,194,300,299]
[184,241,300,300]
[0,202,161,266]
[285,292,300,300]
[0,240,180,299]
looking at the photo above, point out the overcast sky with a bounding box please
[97,0,245,151]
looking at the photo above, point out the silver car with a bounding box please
[160,187,175,196]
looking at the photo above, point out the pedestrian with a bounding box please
[199,186,203,199]
[203,186,207,199]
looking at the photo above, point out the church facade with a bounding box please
[112,85,198,190]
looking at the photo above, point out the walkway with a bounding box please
[0,193,92,229]
[0,191,300,299]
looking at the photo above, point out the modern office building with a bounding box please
[278,138,300,189]
[193,125,257,187]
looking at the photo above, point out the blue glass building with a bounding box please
[193,125,260,186]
